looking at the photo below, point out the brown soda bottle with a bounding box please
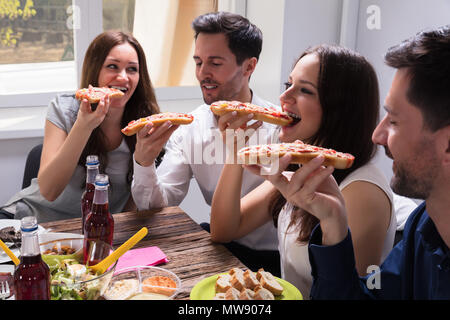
[83,174,114,265]
[81,155,100,234]
[13,216,50,300]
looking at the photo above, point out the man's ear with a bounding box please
[243,57,258,77]
[439,125,450,166]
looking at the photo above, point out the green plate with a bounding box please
[190,273,303,300]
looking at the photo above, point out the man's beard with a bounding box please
[201,68,244,105]
[203,89,224,105]
[391,165,428,199]
[390,153,437,200]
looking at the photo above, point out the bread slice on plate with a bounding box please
[257,268,284,296]
[229,267,244,276]
[230,271,246,291]
[254,285,275,300]
[243,269,259,290]
[225,287,241,300]
[213,292,226,300]
[239,288,255,300]
[215,273,232,293]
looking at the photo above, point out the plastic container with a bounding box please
[104,266,181,300]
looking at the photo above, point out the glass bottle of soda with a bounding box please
[81,155,100,234]
[83,174,114,265]
[14,216,50,300]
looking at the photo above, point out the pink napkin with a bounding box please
[115,246,169,271]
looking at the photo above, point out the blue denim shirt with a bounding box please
[308,202,450,299]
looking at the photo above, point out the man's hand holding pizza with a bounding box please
[134,121,179,167]
[121,112,193,167]
[217,111,262,164]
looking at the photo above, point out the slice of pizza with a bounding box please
[237,140,355,169]
[75,85,125,103]
[210,101,296,126]
[121,112,194,136]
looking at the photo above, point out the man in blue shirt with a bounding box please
[252,25,450,299]
[309,26,450,299]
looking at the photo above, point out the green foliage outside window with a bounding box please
[0,0,37,46]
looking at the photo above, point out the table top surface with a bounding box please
[40,206,246,300]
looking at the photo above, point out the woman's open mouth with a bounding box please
[286,111,301,126]
[110,85,128,94]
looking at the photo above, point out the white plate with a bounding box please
[0,264,15,300]
[0,265,14,272]
[0,219,46,264]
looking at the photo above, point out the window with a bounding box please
[132,0,218,87]
[0,0,76,98]
[102,0,135,34]
[0,0,74,64]
[105,0,243,88]
[106,0,246,100]
[0,0,245,108]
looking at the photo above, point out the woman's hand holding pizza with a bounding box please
[217,111,262,163]
[76,95,111,132]
[134,121,179,167]
[244,154,349,246]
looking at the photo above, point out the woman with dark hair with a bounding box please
[0,31,162,223]
[210,44,395,299]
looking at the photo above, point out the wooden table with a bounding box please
[40,206,246,300]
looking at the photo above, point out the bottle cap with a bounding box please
[94,174,109,187]
[86,155,99,166]
[21,216,38,232]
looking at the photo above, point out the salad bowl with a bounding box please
[40,238,117,300]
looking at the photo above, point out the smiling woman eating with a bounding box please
[0,31,161,223]
[210,44,396,299]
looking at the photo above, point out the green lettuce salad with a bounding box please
[42,253,103,300]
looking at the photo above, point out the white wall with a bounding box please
[0,106,47,205]
[247,0,285,105]
[354,0,450,182]
[280,0,343,93]
[249,0,344,105]
[0,137,43,203]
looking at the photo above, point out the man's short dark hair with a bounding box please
[192,11,263,65]
[385,25,450,131]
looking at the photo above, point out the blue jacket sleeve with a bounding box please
[308,226,370,299]
[308,203,427,300]
[308,224,407,300]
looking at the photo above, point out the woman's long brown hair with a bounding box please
[270,44,380,242]
[78,31,160,186]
